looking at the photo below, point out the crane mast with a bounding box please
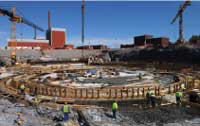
[10,6,17,64]
[10,6,16,40]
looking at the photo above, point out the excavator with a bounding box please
[0,6,44,65]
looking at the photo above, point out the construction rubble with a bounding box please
[0,63,200,126]
[0,94,199,126]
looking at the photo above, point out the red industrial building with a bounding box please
[120,34,170,49]
[189,40,200,46]
[8,39,50,49]
[46,28,66,49]
[146,37,169,47]
[7,27,73,50]
[134,34,153,46]
[133,34,169,48]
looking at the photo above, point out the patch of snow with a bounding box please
[118,70,147,77]
[0,72,14,79]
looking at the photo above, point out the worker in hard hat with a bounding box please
[112,100,118,119]
[63,102,70,121]
[19,84,25,95]
[150,91,156,108]
[146,90,151,107]
[53,96,58,103]
[138,73,142,80]
[180,84,186,91]
[176,90,183,106]
[14,112,24,126]
[34,95,40,106]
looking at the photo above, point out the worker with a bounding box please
[146,90,151,107]
[19,84,25,95]
[34,96,40,106]
[150,91,156,108]
[63,102,70,121]
[138,73,142,80]
[180,84,186,91]
[112,100,118,119]
[14,112,24,126]
[176,90,183,106]
[53,96,58,103]
[99,72,103,79]
[11,55,16,66]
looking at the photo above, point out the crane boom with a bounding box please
[0,8,14,17]
[21,17,44,32]
[0,7,44,31]
[171,9,180,24]
[171,0,191,24]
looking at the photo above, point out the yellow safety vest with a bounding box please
[20,84,25,90]
[63,105,69,113]
[112,102,118,110]
[150,92,155,97]
[176,91,183,97]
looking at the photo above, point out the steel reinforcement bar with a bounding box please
[1,69,199,101]
[7,75,199,101]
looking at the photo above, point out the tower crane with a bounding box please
[0,6,44,64]
[171,0,191,44]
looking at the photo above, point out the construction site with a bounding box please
[0,0,200,126]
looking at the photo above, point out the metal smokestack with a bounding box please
[81,0,85,58]
[48,11,51,30]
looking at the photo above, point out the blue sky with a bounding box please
[0,1,200,48]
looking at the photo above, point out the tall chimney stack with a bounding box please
[81,0,85,58]
[48,11,51,30]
